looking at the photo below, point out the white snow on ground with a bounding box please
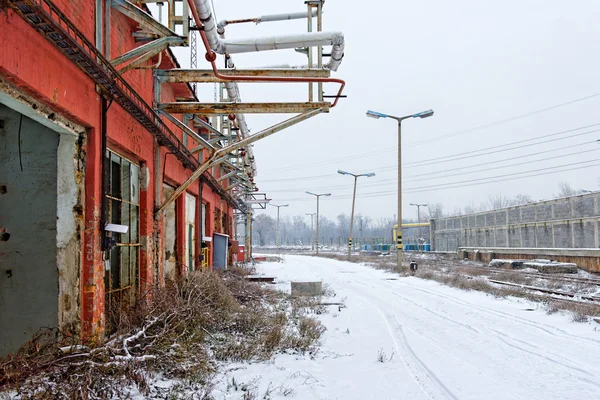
[213,255,600,400]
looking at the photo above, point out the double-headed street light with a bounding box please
[366,108,434,269]
[269,203,289,252]
[306,191,331,256]
[338,170,375,257]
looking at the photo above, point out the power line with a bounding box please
[406,92,600,147]
[272,159,600,201]
[404,147,599,183]
[405,140,597,180]
[263,141,599,192]
[260,123,600,176]
[261,96,600,174]
[403,125,600,168]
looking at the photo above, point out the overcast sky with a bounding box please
[174,0,600,222]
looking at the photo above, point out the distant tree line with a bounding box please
[249,182,592,246]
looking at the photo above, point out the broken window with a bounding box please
[104,150,140,329]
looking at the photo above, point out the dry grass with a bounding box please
[332,254,600,321]
[0,269,326,399]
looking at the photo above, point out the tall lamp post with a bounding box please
[338,170,375,257]
[410,203,428,251]
[305,191,331,256]
[366,108,434,269]
[305,213,316,250]
[270,203,289,252]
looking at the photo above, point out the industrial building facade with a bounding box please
[0,0,239,355]
[0,0,345,356]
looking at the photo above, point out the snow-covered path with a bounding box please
[214,255,600,399]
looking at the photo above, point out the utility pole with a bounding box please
[410,203,428,251]
[338,170,375,257]
[306,213,316,250]
[306,192,331,256]
[269,203,289,254]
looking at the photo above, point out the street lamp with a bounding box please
[410,203,428,251]
[366,108,434,269]
[306,191,331,256]
[338,170,375,257]
[269,203,289,252]
[305,213,316,250]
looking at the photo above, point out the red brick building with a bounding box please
[0,0,242,355]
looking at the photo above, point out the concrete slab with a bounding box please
[291,281,323,296]
[523,261,579,274]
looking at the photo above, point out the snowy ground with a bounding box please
[212,255,600,400]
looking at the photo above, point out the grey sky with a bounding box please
[176,0,600,222]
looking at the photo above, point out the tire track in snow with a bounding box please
[353,281,530,400]
[488,328,600,384]
[353,291,459,400]
[396,279,600,346]
[389,291,483,335]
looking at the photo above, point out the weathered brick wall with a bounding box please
[431,192,600,251]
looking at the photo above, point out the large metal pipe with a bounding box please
[194,0,343,70]
[187,0,346,178]
[222,32,343,55]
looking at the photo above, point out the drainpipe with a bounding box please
[100,97,109,251]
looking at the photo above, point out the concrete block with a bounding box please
[489,259,526,269]
[291,281,323,296]
[523,262,579,274]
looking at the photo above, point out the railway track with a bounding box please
[410,254,600,304]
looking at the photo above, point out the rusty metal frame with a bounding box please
[111,36,184,67]
[154,68,331,83]
[157,102,330,114]
[155,108,323,216]
[112,0,181,39]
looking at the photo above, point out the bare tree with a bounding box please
[554,182,582,198]
[252,214,276,246]
[488,194,510,210]
[423,203,445,220]
[508,194,534,206]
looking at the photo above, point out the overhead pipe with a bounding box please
[217,10,318,32]
[185,0,345,181]
[187,0,345,106]
[194,0,343,71]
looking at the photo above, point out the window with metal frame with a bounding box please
[104,150,140,324]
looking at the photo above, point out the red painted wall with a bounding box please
[0,1,238,341]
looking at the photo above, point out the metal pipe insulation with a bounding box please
[192,0,343,71]
[222,32,344,56]
[216,10,318,32]
[187,0,346,106]
[186,0,346,179]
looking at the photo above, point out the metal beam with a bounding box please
[158,102,330,114]
[192,116,221,135]
[112,0,180,39]
[155,109,323,216]
[111,36,184,66]
[155,68,331,83]
[158,110,216,155]
[217,170,239,182]
[119,43,164,73]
